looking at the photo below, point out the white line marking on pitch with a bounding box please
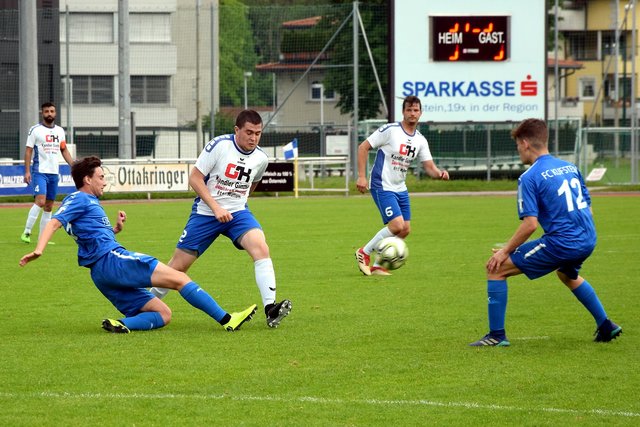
[0,391,638,418]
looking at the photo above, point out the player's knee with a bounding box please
[159,306,172,325]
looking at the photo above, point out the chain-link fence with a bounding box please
[1,2,638,183]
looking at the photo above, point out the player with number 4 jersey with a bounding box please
[150,110,291,328]
[470,118,621,347]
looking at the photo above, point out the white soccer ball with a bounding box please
[374,237,408,270]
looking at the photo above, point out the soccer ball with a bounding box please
[374,237,408,270]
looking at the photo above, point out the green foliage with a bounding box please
[1,194,639,424]
[220,0,272,107]
[323,3,388,119]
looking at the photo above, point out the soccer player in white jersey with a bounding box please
[470,119,621,346]
[150,110,292,328]
[21,102,74,244]
[355,95,449,276]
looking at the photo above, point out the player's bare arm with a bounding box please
[422,160,449,180]
[61,145,75,166]
[24,146,33,184]
[356,140,372,193]
[486,216,538,274]
[19,218,63,266]
[113,210,126,234]
[189,167,232,222]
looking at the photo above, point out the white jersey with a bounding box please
[193,134,268,215]
[26,123,67,174]
[367,122,433,192]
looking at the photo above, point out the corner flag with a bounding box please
[283,138,298,160]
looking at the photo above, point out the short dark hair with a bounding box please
[402,95,421,111]
[235,109,262,129]
[41,102,56,110]
[511,118,548,149]
[71,156,101,189]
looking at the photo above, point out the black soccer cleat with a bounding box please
[594,319,622,342]
[266,299,292,328]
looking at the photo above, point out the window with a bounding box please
[310,81,335,101]
[60,13,113,43]
[73,76,114,104]
[0,10,19,41]
[579,77,596,100]
[131,76,170,104]
[565,31,598,60]
[130,13,171,43]
[0,63,19,109]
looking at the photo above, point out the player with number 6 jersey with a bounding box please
[470,118,621,347]
[354,95,449,276]
[150,110,291,328]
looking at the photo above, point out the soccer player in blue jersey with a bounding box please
[19,156,256,334]
[470,118,622,347]
[149,110,291,328]
[21,102,74,244]
[355,95,449,276]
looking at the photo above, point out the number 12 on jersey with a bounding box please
[557,178,588,212]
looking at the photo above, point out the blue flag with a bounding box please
[283,138,298,160]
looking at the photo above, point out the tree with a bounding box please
[321,1,388,120]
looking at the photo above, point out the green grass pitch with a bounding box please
[1,194,638,426]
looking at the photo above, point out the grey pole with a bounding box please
[65,4,73,145]
[351,1,359,180]
[614,0,620,167]
[196,0,203,152]
[210,0,219,139]
[19,0,39,160]
[118,0,132,159]
[554,0,559,155]
[632,0,638,183]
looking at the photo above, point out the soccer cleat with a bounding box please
[469,333,510,347]
[370,266,391,276]
[20,232,31,244]
[355,248,371,276]
[266,299,292,328]
[101,318,131,334]
[223,304,257,332]
[594,319,622,342]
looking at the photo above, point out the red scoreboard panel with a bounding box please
[431,15,509,62]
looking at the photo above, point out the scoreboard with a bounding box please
[391,1,546,123]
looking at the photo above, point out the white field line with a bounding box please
[0,391,638,418]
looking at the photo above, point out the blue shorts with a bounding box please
[89,248,158,317]
[370,189,411,224]
[32,172,59,200]
[510,236,595,280]
[177,209,262,256]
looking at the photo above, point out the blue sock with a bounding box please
[572,280,607,327]
[121,312,165,331]
[487,280,508,336]
[179,282,227,323]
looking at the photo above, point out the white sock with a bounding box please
[255,258,276,307]
[363,226,394,255]
[149,287,170,299]
[24,204,42,234]
[39,211,52,236]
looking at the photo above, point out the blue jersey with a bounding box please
[53,191,122,266]
[517,154,596,252]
